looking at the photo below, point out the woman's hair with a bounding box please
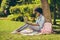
[34,8,43,14]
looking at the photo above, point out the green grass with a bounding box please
[0,20,60,40]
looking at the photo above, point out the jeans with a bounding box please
[16,24,40,32]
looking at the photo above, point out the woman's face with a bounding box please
[36,11,40,17]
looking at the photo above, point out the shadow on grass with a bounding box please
[53,30,60,34]
[53,24,60,34]
[56,24,60,26]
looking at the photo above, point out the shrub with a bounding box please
[0,9,6,17]
[9,4,40,21]
[10,4,40,14]
[0,11,5,17]
[7,14,24,22]
[16,16,24,22]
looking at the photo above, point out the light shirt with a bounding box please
[36,14,45,29]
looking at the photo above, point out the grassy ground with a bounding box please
[0,20,60,40]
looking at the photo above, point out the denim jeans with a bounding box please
[16,24,40,32]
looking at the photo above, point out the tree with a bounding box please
[41,0,52,23]
[57,0,60,19]
[0,0,2,6]
[9,0,17,6]
[41,0,52,34]
[1,0,10,16]
[53,0,57,25]
[50,0,57,25]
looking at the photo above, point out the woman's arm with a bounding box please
[26,22,39,26]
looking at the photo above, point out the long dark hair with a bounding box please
[34,8,43,14]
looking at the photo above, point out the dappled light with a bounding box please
[0,0,60,40]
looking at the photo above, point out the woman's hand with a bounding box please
[26,22,32,25]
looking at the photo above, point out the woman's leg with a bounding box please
[16,24,29,32]
[16,24,40,32]
[28,25,40,32]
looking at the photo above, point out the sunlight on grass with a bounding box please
[0,20,60,40]
[0,20,25,32]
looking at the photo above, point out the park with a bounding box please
[0,0,60,40]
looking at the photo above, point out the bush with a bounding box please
[16,16,24,22]
[10,4,40,14]
[0,10,6,17]
[9,4,40,21]
[7,14,24,22]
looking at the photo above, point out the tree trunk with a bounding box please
[57,0,60,19]
[41,0,53,34]
[41,0,52,23]
[53,0,57,25]
[0,0,2,6]
[50,0,57,25]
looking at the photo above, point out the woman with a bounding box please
[12,8,45,35]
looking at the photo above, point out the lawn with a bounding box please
[0,20,60,40]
